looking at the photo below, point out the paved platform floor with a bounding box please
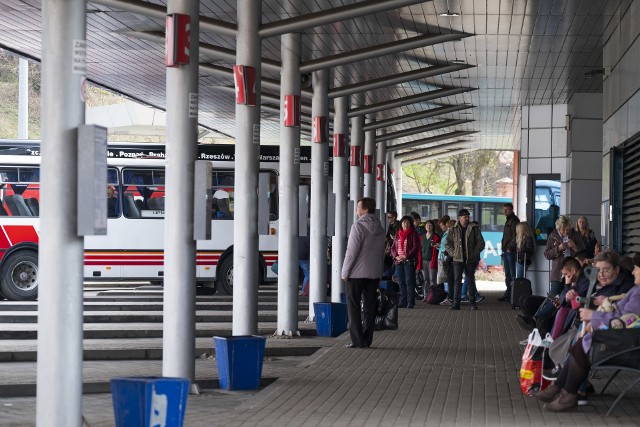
[1,291,639,426]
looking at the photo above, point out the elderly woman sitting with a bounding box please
[532,253,640,411]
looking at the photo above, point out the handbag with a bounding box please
[426,285,447,305]
[519,328,551,395]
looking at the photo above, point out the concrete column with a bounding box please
[233,1,261,335]
[309,69,330,320]
[375,138,387,222]
[162,0,199,390]
[363,117,376,198]
[276,32,301,336]
[349,94,364,218]
[36,1,86,425]
[331,96,349,303]
[18,58,28,139]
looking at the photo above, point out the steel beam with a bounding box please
[347,87,476,118]
[377,119,472,142]
[124,31,282,74]
[92,0,237,37]
[276,32,302,336]
[260,0,431,38]
[300,33,469,73]
[394,139,475,159]
[162,0,199,392]
[328,64,472,99]
[364,104,474,131]
[36,0,85,425]
[402,148,476,165]
[387,130,478,153]
[233,0,261,336]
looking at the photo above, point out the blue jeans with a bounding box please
[503,252,517,298]
[396,261,416,307]
[299,259,310,295]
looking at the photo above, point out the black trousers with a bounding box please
[346,278,379,348]
[555,338,590,394]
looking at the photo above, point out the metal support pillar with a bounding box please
[309,69,329,321]
[349,94,364,218]
[363,117,376,198]
[393,155,403,215]
[331,95,349,303]
[233,1,261,335]
[375,137,387,222]
[36,1,86,425]
[162,0,199,390]
[18,58,28,139]
[276,32,301,336]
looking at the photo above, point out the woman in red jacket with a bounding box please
[391,215,421,308]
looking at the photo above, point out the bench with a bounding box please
[590,328,640,416]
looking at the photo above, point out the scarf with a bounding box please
[397,227,412,250]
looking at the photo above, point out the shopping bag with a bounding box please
[519,329,551,395]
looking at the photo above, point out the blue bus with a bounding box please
[402,193,512,268]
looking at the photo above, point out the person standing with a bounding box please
[544,215,585,297]
[445,209,485,310]
[391,216,421,308]
[384,210,400,271]
[499,202,520,302]
[298,234,311,296]
[420,219,440,299]
[575,215,597,259]
[341,197,386,349]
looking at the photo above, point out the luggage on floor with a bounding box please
[374,287,398,331]
[511,277,532,309]
[426,285,448,305]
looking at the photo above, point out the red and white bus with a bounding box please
[0,141,311,301]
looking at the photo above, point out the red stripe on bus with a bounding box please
[3,225,39,246]
[85,261,165,266]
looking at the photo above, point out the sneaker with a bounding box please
[439,298,452,305]
[475,295,485,303]
[577,398,588,406]
[460,296,470,303]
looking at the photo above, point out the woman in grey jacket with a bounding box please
[341,197,386,349]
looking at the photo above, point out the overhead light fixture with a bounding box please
[451,59,466,64]
[439,10,459,16]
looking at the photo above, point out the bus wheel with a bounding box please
[215,257,233,295]
[0,251,39,301]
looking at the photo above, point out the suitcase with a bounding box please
[511,253,532,309]
[511,277,532,309]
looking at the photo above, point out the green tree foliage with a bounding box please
[403,150,511,196]
[0,50,41,138]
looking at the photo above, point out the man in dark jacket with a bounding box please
[499,202,520,302]
[342,197,386,349]
[445,209,485,310]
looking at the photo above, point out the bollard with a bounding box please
[110,377,189,427]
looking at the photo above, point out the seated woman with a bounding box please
[532,253,640,411]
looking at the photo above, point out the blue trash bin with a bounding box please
[214,335,266,390]
[314,302,348,337]
[110,376,189,427]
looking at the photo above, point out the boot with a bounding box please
[543,389,578,412]
[531,383,561,403]
[450,300,460,310]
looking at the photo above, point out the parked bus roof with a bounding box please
[0,140,312,163]
[402,193,512,203]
